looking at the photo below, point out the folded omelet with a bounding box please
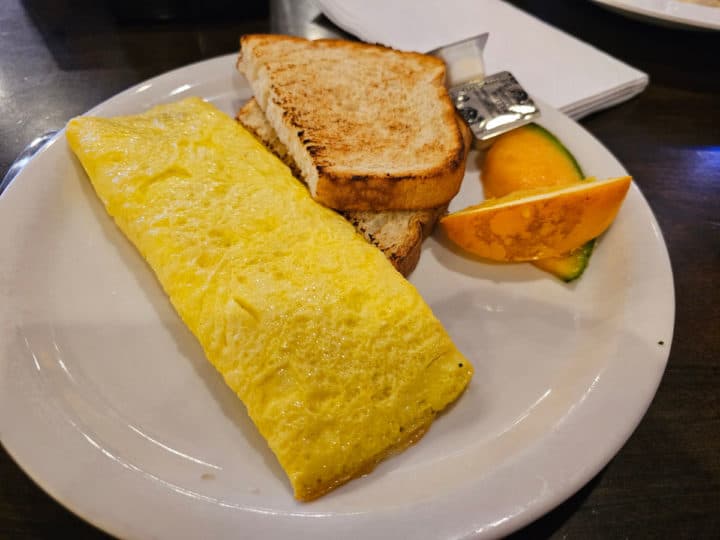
[66,97,473,500]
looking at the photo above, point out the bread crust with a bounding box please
[341,205,447,277]
[237,34,468,211]
[313,137,465,211]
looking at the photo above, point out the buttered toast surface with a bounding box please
[66,97,473,501]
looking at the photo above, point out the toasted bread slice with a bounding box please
[237,98,448,276]
[237,34,468,211]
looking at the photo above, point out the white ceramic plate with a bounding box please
[0,54,674,539]
[591,0,720,30]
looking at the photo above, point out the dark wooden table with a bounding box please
[1,0,718,538]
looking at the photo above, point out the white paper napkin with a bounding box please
[315,0,648,119]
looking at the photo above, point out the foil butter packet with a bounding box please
[431,34,540,141]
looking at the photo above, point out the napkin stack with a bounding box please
[316,0,648,119]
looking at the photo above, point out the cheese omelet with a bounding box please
[66,97,473,500]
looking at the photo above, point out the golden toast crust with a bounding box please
[237,34,467,211]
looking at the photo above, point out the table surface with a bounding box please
[1,0,718,538]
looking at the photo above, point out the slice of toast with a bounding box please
[238,98,447,276]
[237,34,468,211]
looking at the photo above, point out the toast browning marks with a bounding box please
[237,34,468,211]
[66,98,473,501]
[343,207,445,277]
[237,98,446,276]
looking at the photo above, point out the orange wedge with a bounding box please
[440,175,632,262]
[482,123,584,199]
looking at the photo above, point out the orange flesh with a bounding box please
[482,126,583,198]
[441,176,631,261]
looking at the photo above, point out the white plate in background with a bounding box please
[0,54,674,539]
[591,0,720,30]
